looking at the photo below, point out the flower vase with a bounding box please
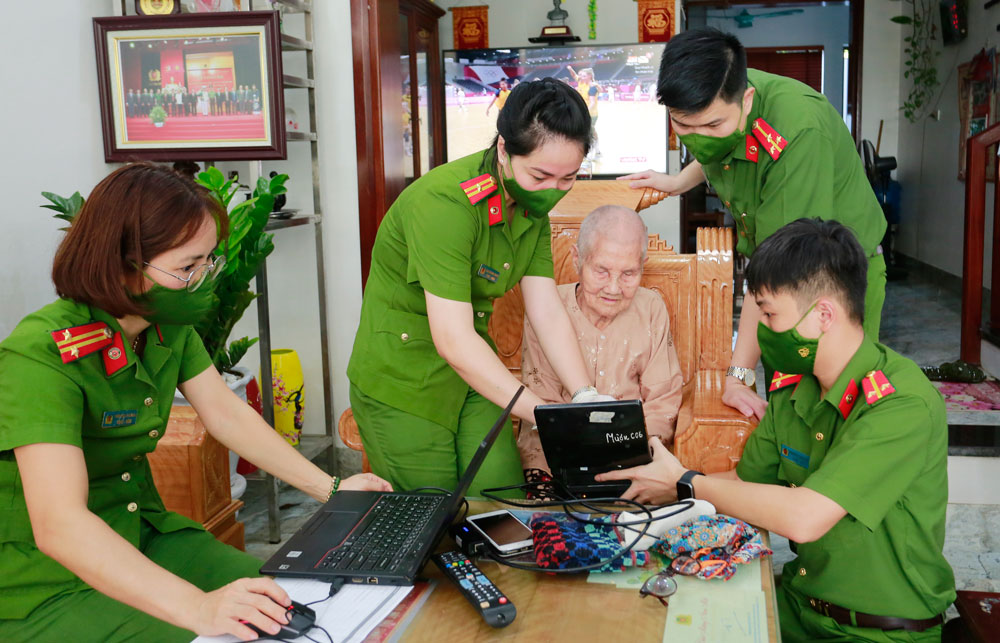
[269,349,304,446]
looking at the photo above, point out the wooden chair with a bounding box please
[339,180,758,474]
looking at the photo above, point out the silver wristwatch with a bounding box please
[726,366,756,388]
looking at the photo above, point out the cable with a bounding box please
[307,625,335,643]
[477,482,695,574]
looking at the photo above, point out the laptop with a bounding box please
[259,387,523,585]
[534,400,652,499]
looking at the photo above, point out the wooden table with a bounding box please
[395,501,781,642]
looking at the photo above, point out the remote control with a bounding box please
[433,551,516,628]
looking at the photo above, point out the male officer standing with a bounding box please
[599,219,954,642]
[622,28,886,420]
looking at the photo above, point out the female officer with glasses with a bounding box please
[0,163,390,642]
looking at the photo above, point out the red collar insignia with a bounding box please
[838,379,859,419]
[751,118,788,161]
[50,322,113,364]
[769,371,803,392]
[487,192,503,226]
[745,135,759,163]
[102,331,129,376]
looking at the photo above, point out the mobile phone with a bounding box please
[466,509,534,557]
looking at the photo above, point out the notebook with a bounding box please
[259,387,523,585]
[534,399,652,499]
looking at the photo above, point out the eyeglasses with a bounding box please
[144,254,226,292]
[638,549,729,606]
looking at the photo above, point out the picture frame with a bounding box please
[93,11,285,162]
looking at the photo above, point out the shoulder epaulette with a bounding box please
[751,118,788,161]
[50,322,113,364]
[745,135,759,163]
[769,371,802,392]
[459,173,497,205]
[862,370,896,404]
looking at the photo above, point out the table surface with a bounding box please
[396,501,781,642]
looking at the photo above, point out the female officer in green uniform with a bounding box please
[622,28,887,421]
[348,79,606,495]
[0,164,390,642]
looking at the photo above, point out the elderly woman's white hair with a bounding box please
[576,205,649,262]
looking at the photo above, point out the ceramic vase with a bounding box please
[270,349,304,446]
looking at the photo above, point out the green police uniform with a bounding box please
[0,298,261,641]
[736,339,955,642]
[347,150,554,496]
[702,69,887,339]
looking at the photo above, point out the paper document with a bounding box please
[662,561,767,643]
[192,578,412,643]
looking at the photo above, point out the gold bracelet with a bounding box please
[327,476,340,501]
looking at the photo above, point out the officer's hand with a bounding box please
[722,377,768,420]
[616,169,678,194]
[595,438,682,505]
[340,472,393,493]
[194,577,290,641]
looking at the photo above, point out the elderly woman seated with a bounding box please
[519,205,683,481]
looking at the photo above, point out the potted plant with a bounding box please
[149,104,168,127]
[41,166,289,498]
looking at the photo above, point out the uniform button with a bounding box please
[723,164,730,170]
[121,472,131,482]
[866,370,876,378]
[148,430,159,439]
[476,311,485,318]
[799,567,807,576]
[401,333,409,342]
[600,335,606,340]
[502,262,511,270]
[144,397,154,407]
[724,201,731,208]
[815,432,824,441]
[789,482,797,488]
[127,502,138,513]
[845,394,854,402]
[809,598,816,607]
[741,212,747,218]
[132,454,143,462]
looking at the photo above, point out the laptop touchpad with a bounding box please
[305,511,359,543]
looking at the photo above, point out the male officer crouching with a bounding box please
[598,219,954,641]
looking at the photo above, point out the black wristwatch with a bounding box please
[676,470,704,501]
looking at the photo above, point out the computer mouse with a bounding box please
[244,600,316,640]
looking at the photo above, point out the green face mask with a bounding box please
[136,281,217,326]
[500,157,570,218]
[757,302,822,375]
[677,101,746,165]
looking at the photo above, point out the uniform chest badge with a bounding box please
[50,322,113,363]
[780,443,810,469]
[460,173,498,205]
[101,409,138,428]
[477,263,500,283]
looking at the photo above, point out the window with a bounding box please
[746,47,824,94]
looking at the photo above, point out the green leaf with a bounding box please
[891,15,912,24]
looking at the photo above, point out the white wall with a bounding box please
[690,4,851,117]
[860,0,902,160]
[892,0,995,287]
[434,0,681,249]
[0,2,363,438]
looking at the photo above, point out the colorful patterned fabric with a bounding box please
[650,514,771,581]
[529,512,648,572]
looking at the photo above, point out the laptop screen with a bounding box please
[535,400,652,474]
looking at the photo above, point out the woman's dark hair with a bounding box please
[487,77,592,159]
[52,162,228,318]
[747,218,868,324]
[657,27,747,114]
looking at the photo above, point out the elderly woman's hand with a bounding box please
[339,473,393,493]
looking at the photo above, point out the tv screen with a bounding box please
[442,43,668,177]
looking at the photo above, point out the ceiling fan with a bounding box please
[710,8,806,28]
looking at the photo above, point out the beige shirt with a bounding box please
[519,283,683,471]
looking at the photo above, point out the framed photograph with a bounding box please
[93,11,285,162]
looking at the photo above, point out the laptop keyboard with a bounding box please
[317,494,445,573]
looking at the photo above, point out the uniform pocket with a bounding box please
[371,309,439,389]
